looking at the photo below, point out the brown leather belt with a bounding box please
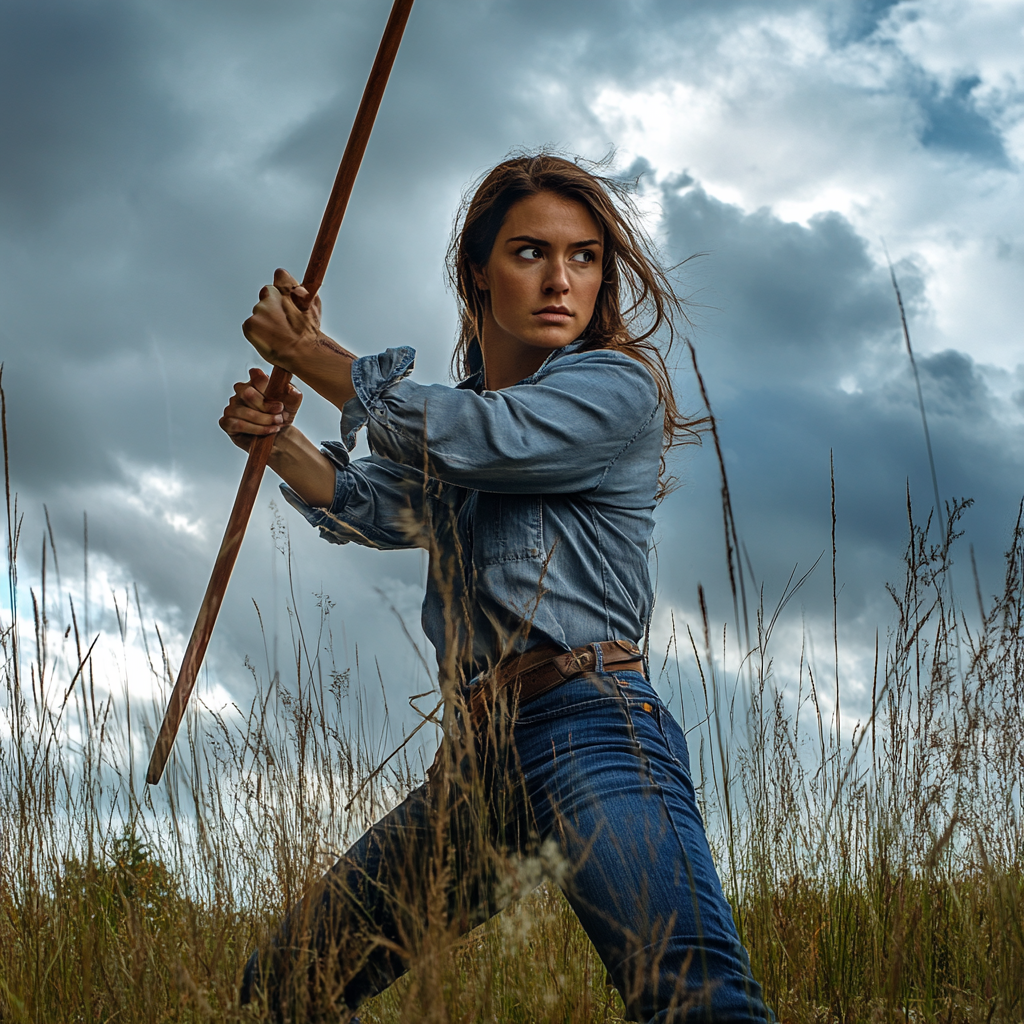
[468,639,644,725]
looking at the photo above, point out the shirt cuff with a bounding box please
[278,442,357,544]
[341,346,416,450]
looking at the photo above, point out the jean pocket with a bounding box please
[645,702,694,779]
[513,690,620,726]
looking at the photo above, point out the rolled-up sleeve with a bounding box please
[340,346,416,450]
[350,346,661,494]
[281,441,435,551]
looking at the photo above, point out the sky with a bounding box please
[1,0,1022,769]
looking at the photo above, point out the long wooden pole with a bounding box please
[147,0,415,785]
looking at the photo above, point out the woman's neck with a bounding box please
[479,312,574,391]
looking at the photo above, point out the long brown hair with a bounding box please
[446,153,699,495]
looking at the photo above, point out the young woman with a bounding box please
[226,155,773,1023]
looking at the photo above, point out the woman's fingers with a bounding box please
[242,268,320,370]
[219,401,284,452]
[272,270,321,322]
[232,370,302,414]
[234,369,271,401]
[233,377,300,419]
[220,411,282,436]
[247,366,269,388]
[243,284,289,360]
[234,395,283,425]
[233,380,282,413]
[220,367,303,451]
[273,267,300,293]
[221,396,282,430]
[282,380,303,418]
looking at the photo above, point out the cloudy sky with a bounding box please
[2,0,1022,765]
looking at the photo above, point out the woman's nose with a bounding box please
[543,262,570,294]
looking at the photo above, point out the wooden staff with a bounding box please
[147,0,415,785]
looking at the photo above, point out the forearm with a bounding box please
[285,332,358,413]
[267,426,337,508]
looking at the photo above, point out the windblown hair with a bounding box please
[446,153,699,496]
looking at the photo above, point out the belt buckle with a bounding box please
[555,647,592,679]
[575,645,598,674]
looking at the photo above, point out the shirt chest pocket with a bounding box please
[472,492,544,566]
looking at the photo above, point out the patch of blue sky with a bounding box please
[917,75,1010,168]
[839,0,904,44]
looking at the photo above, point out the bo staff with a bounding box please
[147,0,415,785]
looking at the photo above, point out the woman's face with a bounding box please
[473,191,604,386]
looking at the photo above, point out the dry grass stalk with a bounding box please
[0,366,1021,1022]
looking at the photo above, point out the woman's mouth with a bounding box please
[534,306,573,324]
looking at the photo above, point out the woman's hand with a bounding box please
[219,367,336,506]
[242,268,322,372]
[219,367,303,452]
[241,268,359,412]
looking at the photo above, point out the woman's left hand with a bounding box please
[219,367,303,452]
[242,268,323,372]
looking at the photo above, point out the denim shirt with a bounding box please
[283,337,662,678]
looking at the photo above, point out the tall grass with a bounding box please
[719,494,1024,1021]
[1,364,1021,1021]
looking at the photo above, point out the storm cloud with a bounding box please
[1,0,1021,748]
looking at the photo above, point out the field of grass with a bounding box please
[1,383,1022,1022]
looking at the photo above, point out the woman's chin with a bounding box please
[519,329,581,352]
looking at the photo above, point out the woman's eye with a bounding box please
[571,250,596,264]
[515,246,544,261]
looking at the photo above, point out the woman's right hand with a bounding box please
[219,367,303,452]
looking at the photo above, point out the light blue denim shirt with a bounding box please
[283,337,662,678]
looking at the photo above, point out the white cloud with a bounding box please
[588,3,1024,372]
[883,0,1024,97]
[117,459,207,539]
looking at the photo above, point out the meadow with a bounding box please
[1,371,1022,1022]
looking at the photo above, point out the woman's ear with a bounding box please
[470,263,490,291]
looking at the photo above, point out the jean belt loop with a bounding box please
[591,642,604,672]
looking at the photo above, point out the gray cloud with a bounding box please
[661,181,915,387]
[1,0,1022,738]
[0,0,184,226]
[657,182,1024,644]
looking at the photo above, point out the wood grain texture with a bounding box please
[146,0,415,785]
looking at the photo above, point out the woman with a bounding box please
[226,155,773,1023]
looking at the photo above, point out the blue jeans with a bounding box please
[242,670,773,1022]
